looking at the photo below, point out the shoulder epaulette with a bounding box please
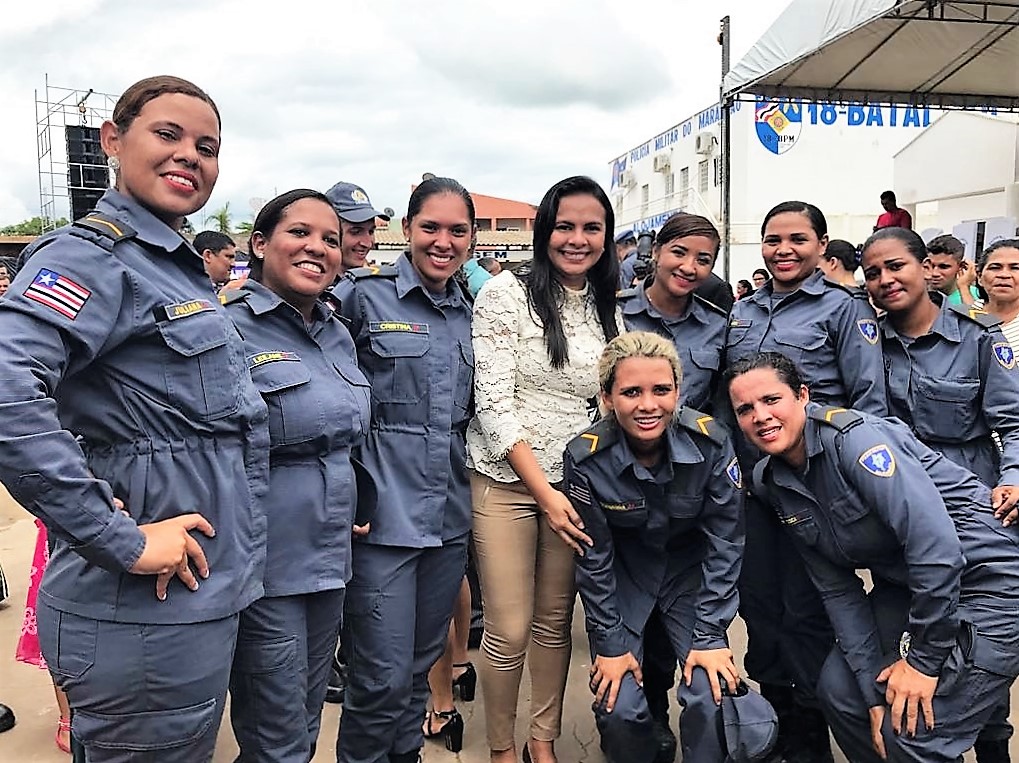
[220,287,249,306]
[822,277,867,298]
[677,406,727,445]
[616,287,638,300]
[808,406,864,432]
[347,265,398,281]
[69,214,136,252]
[692,293,728,317]
[948,302,1001,330]
[567,418,619,463]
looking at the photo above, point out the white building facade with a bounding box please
[609,98,1016,283]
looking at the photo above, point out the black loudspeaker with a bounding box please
[65,125,109,191]
[70,188,105,220]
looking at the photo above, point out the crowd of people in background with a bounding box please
[2,75,1019,763]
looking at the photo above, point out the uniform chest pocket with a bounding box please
[250,361,320,445]
[602,504,648,529]
[911,375,981,441]
[725,325,756,352]
[689,350,721,372]
[778,509,820,546]
[773,328,828,371]
[157,314,240,421]
[367,330,429,403]
[454,339,475,412]
[666,493,703,520]
[335,363,372,436]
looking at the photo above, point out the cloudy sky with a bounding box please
[0,0,785,228]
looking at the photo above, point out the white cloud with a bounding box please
[0,0,785,227]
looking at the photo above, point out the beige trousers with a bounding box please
[470,471,577,751]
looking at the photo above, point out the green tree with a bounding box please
[208,203,233,234]
[1,216,69,236]
[236,220,253,236]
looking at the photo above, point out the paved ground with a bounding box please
[0,488,1007,762]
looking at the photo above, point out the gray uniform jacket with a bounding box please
[564,409,744,659]
[224,280,371,596]
[880,296,1019,488]
[332,253,474,547]
[726,269,886,414]
[0,190,269,623]
[619,283,727,412]
[752,404,1018,707]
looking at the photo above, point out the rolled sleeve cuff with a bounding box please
[72,509,146,572]
[591,624,630,658]
[905,646,949,679]
[691,626,730,652]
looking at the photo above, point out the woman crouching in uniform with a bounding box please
[564,331,746,763]
[332,177,476,763]
[222,189,371,761]
[0,76,269,762]
[727,351,1019,763]
[861,225,1019,763]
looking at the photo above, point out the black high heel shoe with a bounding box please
[452,661,477,701]
[423,708,464,753]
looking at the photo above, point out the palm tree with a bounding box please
[236,220,254,236]
[208,203,232,234]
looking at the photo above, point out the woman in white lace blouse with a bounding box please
[466,176,622,763]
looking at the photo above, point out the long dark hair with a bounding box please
[527,176,619,369]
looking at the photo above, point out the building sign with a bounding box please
[754,97,933,154]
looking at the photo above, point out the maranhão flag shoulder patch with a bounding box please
[24,268,92,320]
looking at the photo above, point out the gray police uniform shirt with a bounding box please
[564,410,744,659]
[726,269,887,463]
[753,404,1018,707]
[619,283,727,412]
[879,295,1019,489]
[332,253,473,547]
[224,280,370,597]
[0,190,270,624]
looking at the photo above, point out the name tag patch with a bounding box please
[369,321,429,334]
[248,351,300,368]
[164,299,216,320]
[599,498,646,512]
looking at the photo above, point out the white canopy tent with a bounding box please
[723,0,1019,110]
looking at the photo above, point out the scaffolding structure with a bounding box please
[35,75,119,232]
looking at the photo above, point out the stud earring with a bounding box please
[107,156,120,172]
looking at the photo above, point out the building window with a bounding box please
[679,167,690,206]
[641,184,649,217]
[713,158,720,187]
[698,160,709,193]
[664,172,675,198]
[615,194,623,217]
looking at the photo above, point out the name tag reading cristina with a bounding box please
[369,321,429,334]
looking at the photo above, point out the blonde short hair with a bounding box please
[598,331,683,401]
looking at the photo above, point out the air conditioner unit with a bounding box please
[619,170,636,187]
[695,133,715,155]
[653,153,671,172]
